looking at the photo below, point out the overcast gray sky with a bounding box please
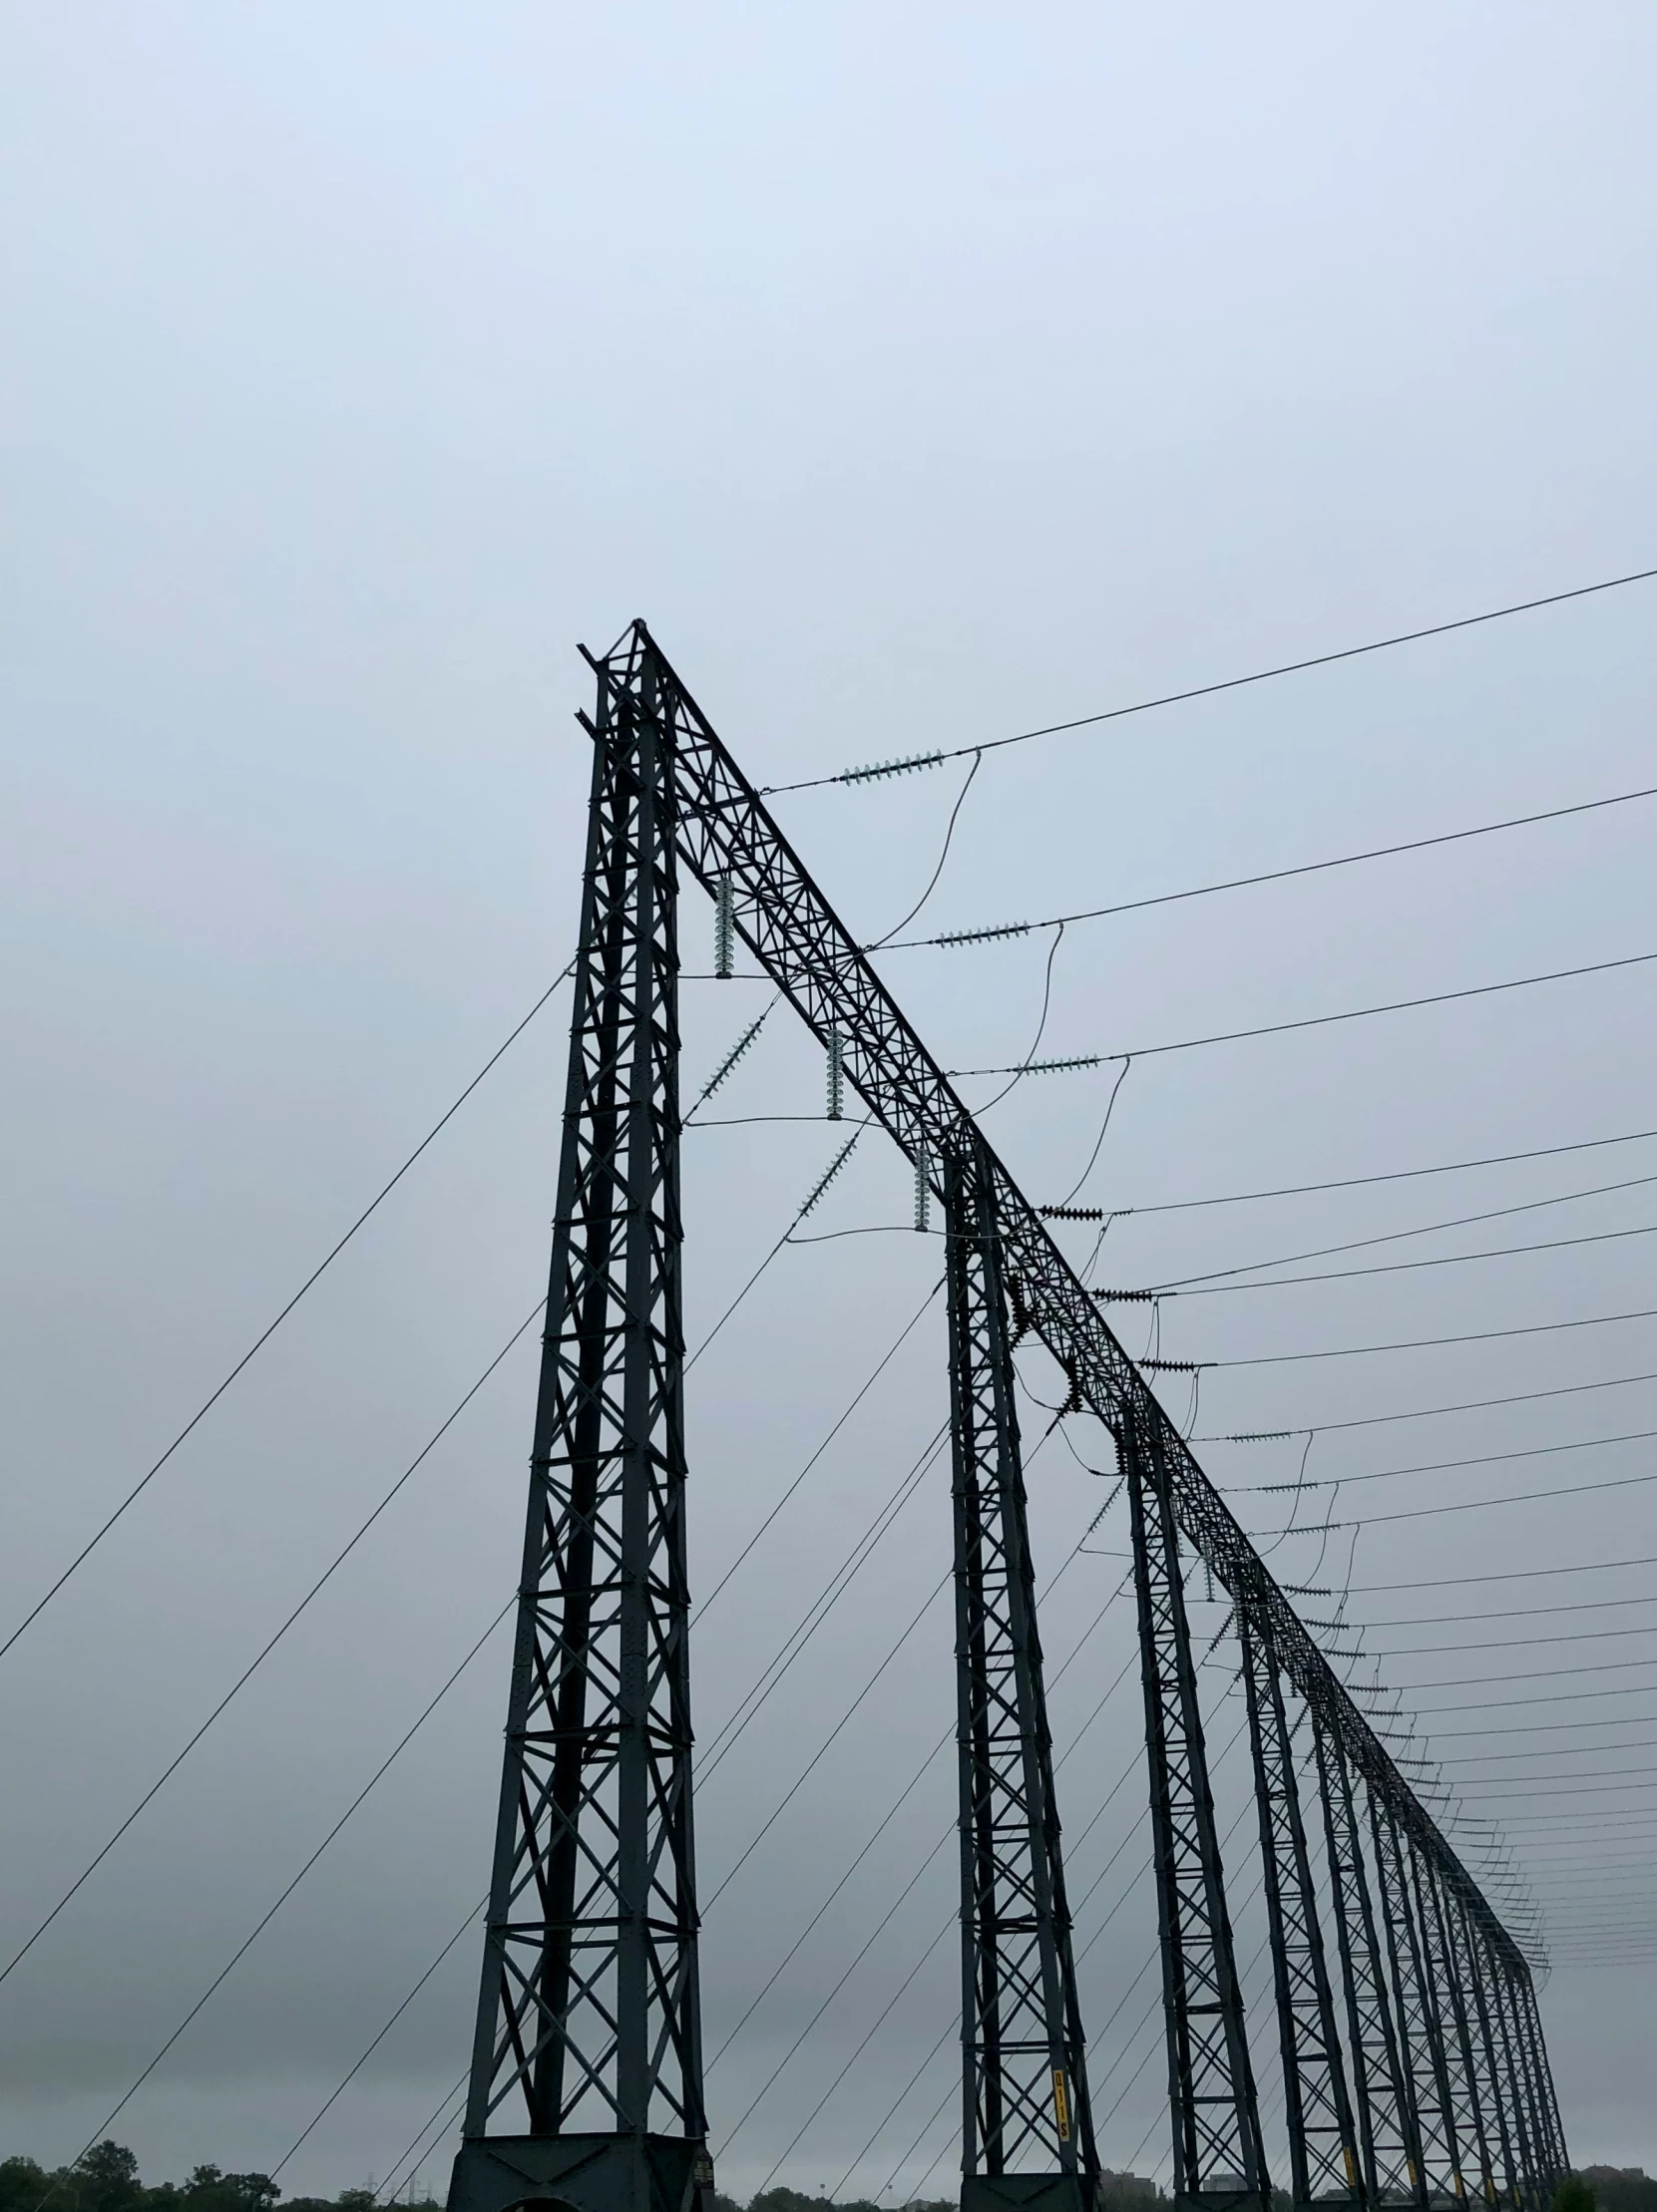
[3,2,1655,2196]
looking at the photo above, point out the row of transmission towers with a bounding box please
[440,624,1567,2212]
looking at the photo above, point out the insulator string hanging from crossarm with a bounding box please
[713,871,734,976]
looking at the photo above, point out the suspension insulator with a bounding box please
[827,1028,845,1119]
[914,1152,932,1233]
[713,873,734,977]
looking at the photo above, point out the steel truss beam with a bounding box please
[1125,1411,1267,2212]
[1311,1715,1421,2208]
[948,1149,1099,2212]
[572,621,1561,2198]
[1238,1617,1362,2208]
[451,653,706,2212]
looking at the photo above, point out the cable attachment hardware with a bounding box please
[713,873,734,977]
[797,1133,859,1222]
[935,920,1034,948]
[827,1028,845,1120]
[692,1002,773,1108]
[839,749,947,784]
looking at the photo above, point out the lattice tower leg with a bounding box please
[1123,1411,1268,2212]
[450,651,707,2212]
[1486,1964,1542,2212]
[1369,1797,1464,2201]
[1238,1618,1364,2209]
[949,1150,1099,2212]
[1417,1861,1495,2205]
[1512,1974,1567,2182]
[1311,1717,1422,2209]
[1450,1901,1520,2210]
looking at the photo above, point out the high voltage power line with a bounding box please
[1125,1217,1657,1299]
[1042,1118,1657,1218]
[1151,1165,1657,1290]
[757,560,1657,794]
[1194,1363,1657,1440]
[880,781,1657,949]
[950,943,1657,1077]
[1161,1306,1657,1369]
[0,960,578,1670]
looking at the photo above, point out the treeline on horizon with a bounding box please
[1,2149,1651,2212]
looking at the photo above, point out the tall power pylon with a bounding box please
[450,659,706,2212]
[447,624,1567,2212]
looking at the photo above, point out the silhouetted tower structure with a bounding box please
[948,1145,1099,2212]
[450,655,706,2212]
[448,621,1569,2212]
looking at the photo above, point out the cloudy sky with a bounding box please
[3,3,1655,2197]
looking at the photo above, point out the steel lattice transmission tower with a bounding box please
[450,648,707,2212]
[449,620,1570,2212]
[948,1147,1098,2212]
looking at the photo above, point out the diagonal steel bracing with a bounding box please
[949,1148,1099,2212]
[1238,1618,1363,2209]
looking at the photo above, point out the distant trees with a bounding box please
[1579,2173,1657,2212]
[28,2152,1653,2212]
[0,2152,437,2212]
